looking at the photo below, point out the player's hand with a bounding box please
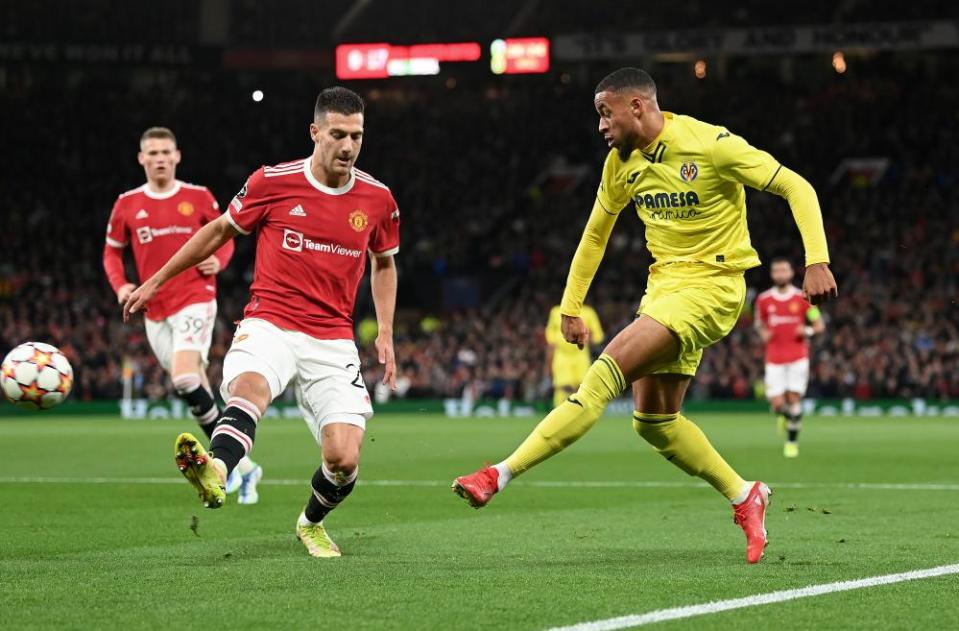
[803,263,838,305]
[122,277,160,322]
[758,327,772,344]
[196,255,221,275]
[116,283,136,305]
[375,332,397,390]
[561,314,589,350]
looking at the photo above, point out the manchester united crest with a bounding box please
[177,201,194,216]
[348,209,369,232]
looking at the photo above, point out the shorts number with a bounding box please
[178,316,207,340]
[345,363,364,389]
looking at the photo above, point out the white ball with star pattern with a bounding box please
[1,342,73,410]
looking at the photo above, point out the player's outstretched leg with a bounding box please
[296,422,364,558]
[175,394,262,508]
[633,410,771,563]
[452,353,625,508]
[171,371,263,497]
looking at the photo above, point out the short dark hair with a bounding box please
[770,256,793,267]
[314,86,365,120]
[140,126,176,148]
[595,67,656,95]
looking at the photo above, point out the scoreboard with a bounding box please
[336,38,549,79]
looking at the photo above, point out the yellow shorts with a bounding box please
[637,264,747,376]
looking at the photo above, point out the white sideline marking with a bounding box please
[0,476,957,492]
[546,563,959,630]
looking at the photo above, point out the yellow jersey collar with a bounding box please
[640,112,674,163]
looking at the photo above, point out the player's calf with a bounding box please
[209,396,261,477]
[300,460,358,526]
[172,373,219,438]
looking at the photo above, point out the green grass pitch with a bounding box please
[1,412,957,629]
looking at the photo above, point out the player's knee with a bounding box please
[324,452,359,480]
[227,372,271,412]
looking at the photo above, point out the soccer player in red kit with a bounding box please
[123,87,400,558]
[103,127,262,502]
[755,258,825,458]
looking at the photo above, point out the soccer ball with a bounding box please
[1,342,74,410]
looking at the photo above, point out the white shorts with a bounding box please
[220,318,373,443]
[764,358,810,398]
[144,300,217,372]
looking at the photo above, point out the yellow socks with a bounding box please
[632,411,747,501]
[504,354,626,476]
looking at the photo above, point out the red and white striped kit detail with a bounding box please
[227,396,262,423]
[211,424,253,454]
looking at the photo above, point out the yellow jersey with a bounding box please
[597,111,782,272]
[545,304,604,363]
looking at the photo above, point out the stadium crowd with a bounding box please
[1,49,957,404]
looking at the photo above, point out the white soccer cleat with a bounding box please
[237,465,263,505]
[225,468,242,494]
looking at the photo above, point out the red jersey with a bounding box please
[755,285,814,364]
[225,157,400,340]
[103,181,234,321]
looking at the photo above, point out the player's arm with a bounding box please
[122,215,239,320]
[559,199,621,348]
[560,155,626,348]
[754,299,772,343]
[197,191,234,276]
[103,201,135,304]
[369,196,401,390]
[370,254,397,390]
[713,132,838,305]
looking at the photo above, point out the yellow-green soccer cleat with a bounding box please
[174,432,226,509]
[783,442,800,458]
[296,518,342,558]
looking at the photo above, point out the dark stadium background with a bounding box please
[1,0,957,410]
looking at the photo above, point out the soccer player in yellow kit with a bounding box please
[545,304,604,408]
[453,68,838,564]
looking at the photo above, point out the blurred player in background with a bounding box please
[755,258,825,458]
[545,304,604,408]
[103,127,262,503]
[123,88,400,558]
[453,67,838,564]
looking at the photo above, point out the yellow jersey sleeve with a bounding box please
[711,130,781,191]
[596,151,630,213]
[560,153,626,317]
[764,166,831,266]
[713,130,830,266]
[559,199,621,317]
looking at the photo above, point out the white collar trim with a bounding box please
[769,285,800,301]
[141,180,182,200]
[303,156,355,195]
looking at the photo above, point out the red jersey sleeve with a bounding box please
[225,167,271,235]
[369,192,400,257]
[755,295,769,325]
[105,198,129,248]
[200,188,234,269]
[103,198,129,292]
